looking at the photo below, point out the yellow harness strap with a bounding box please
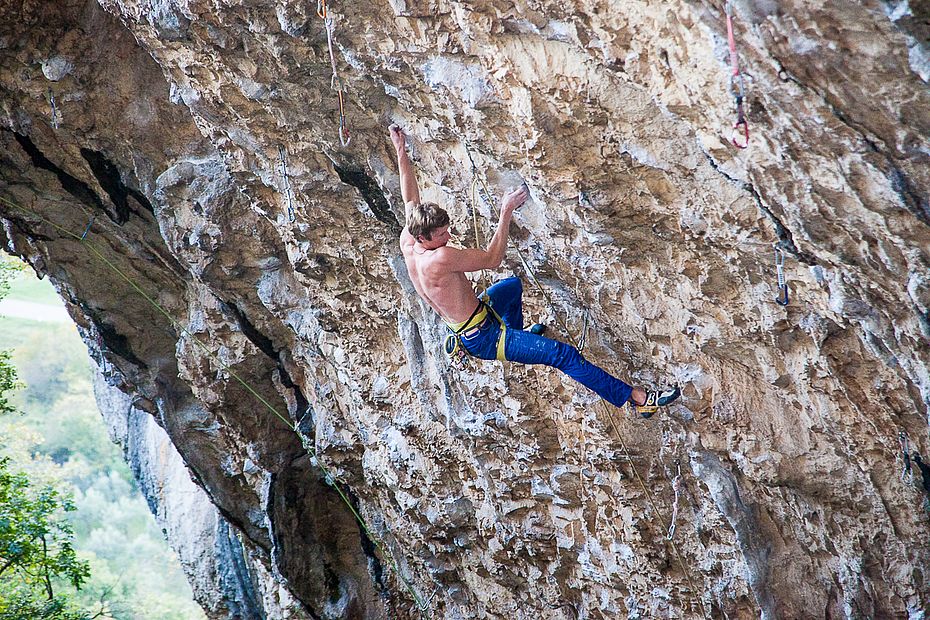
[480,295,507,361]
[446,303,488,334]
[444,298,507,362]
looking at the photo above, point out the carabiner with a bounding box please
[774,246,788,306]
[732,115,749,149]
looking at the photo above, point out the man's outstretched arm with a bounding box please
[437,184,529,272]
[390,125,420,223]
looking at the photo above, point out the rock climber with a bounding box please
[390,125,680,417]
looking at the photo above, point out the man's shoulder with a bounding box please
[399,227,415,251]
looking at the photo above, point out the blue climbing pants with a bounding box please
[457,277,633,408]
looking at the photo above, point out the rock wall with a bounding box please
[1,0,929,618]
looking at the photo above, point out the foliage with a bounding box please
[0,351,18,418]
[0,257,206,620]
[0,258,23,417]
[0,457,90,620]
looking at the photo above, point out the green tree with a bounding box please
[0,457,90,620]
[0,257,23,416]
[0,257,91,619]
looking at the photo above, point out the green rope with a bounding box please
[0,195,430,614]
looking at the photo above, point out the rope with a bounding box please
[323,13,351,147]
[725,1,749,149]
[463,157,708,618]
[0,195,431,614]
[278,145,296,222]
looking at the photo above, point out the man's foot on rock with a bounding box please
[528,323,546,336]
[634,386,681,419]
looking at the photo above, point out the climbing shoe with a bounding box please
[634,386,681,419]
[528,323,546,336]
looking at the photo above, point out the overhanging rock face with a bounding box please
[1,0,929,618]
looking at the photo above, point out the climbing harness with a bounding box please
[442,302,485,369]
[324,15,351,147]
[48,88,60,130]
[774,245,789,305]
[899,430,913,482]
[277,145,296,222]
[725,1,749,149]
[0,195,431,616]
[667,458,682,540]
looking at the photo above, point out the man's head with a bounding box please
[407,202,451,247]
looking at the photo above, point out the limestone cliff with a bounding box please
[1,0,929,618]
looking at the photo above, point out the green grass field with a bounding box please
[3,269,62,306]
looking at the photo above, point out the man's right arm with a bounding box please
[438,184,529,272]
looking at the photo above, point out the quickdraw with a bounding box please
[725,2,749,148]
[775,245,788,306]
[80,214,96,241]
[48,87,60,129]
[324,15,351,147]
[577,310,589,353]
[667,458,682,540]
[278,145,296,222]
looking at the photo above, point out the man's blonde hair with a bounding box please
[407,202,450,240]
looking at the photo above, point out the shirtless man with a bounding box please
[391,125,680,417]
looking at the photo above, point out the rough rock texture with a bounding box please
[1,0,929,618]
[94,369,275,619]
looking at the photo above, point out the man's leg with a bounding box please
[503,328,633,408]
[483,276,524,330]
